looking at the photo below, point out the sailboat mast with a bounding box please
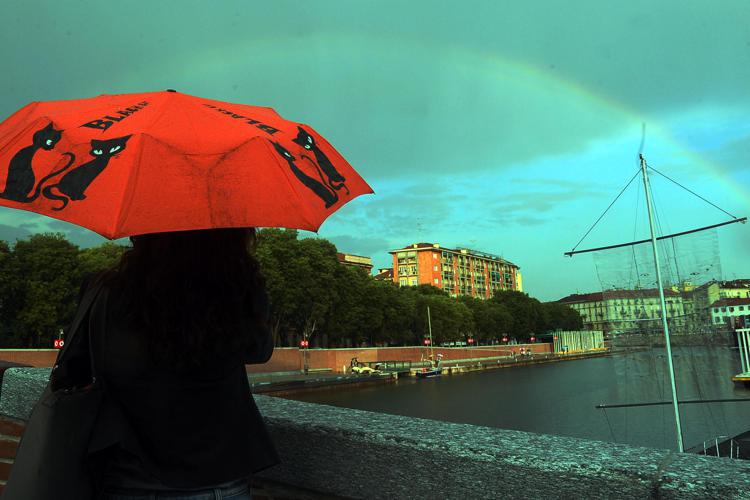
[427,306,435,359]
[640,153,685,452]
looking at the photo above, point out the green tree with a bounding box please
[0,240,18,342]
[490,290,543,339]
[542,302,583,331]
[379,281,416,346]
[78,241,128,279]
[6,234,81,348]
[255,229,341,347]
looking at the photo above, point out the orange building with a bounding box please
[389,243,522,298]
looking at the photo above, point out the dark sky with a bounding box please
[1,1,748,300]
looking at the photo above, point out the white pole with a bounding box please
[427,306,434,359]
[641,154,684,453]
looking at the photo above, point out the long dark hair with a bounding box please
[99,228,267,371]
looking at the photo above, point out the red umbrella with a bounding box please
[0,90,373,238]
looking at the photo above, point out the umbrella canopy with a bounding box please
[0,90,373,239]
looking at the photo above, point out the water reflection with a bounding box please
[283,346,750,452]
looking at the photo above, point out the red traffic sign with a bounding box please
[423,338,431,346]
[467,338,474,344]
[54,339,65,349]
[530,336,536,342]
[299,339,309,348]
[502,336,509,343]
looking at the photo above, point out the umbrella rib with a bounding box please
[259,139,319,231]
[110,133,150,238]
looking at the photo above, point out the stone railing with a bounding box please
[2,368,750,499]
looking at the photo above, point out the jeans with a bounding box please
[99,478,251,500]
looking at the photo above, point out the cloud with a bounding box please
[0,224,31,244]
[315,234,393,259]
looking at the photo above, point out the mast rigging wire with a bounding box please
[647,164,739,220]
[569,168,641,254]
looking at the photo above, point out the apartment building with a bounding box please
[710,297,750,328]
[389,243,522,298]
[336,252,373,274]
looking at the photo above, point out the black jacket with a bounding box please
[51,277,279,491]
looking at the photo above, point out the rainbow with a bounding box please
[31,33,750,220]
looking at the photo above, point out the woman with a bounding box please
[68,228,278,499]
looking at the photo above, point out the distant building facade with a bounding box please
[336,252,373,274]
[717,280,750,299]
[373,268,394,281]
[557,289,686,334]
[389,243,522,298]
[558,279,750,335]
[710,297,750,329]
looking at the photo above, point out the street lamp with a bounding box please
[300,338,310,374]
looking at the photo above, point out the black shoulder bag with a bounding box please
[4,280,110,500]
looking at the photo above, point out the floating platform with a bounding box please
[732,372,750,387]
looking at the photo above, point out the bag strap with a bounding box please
[55,278,105,365]
[87,286,109,382]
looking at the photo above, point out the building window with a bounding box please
[433,265,438,271]
[399,278,407,286]
[741,306,746,311]
[433,253,438,259]
[729,307,734,313]
[409,278,418,286]
[434,278,439,284]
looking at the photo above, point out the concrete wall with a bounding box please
[1,368,749,499]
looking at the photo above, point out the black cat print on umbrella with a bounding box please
[0,90,373,238]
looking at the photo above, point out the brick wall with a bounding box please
[0,350,58,367]
[0,416,23,495]
[0,344,553,375]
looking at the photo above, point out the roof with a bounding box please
[710,297,750,308]
[558,288,679,303]
[374,268,394,281]
[336,252,372,266]
[720,279,750,289]
[389,243,438,252]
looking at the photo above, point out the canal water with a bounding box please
[283,346,750,452]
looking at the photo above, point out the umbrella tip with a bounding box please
[166,89,177,93]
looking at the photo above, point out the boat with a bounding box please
[417,308,442,379]
[567,135,747,453]
[415,368,441,378]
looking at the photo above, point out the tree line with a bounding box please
[0,229,581,348]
